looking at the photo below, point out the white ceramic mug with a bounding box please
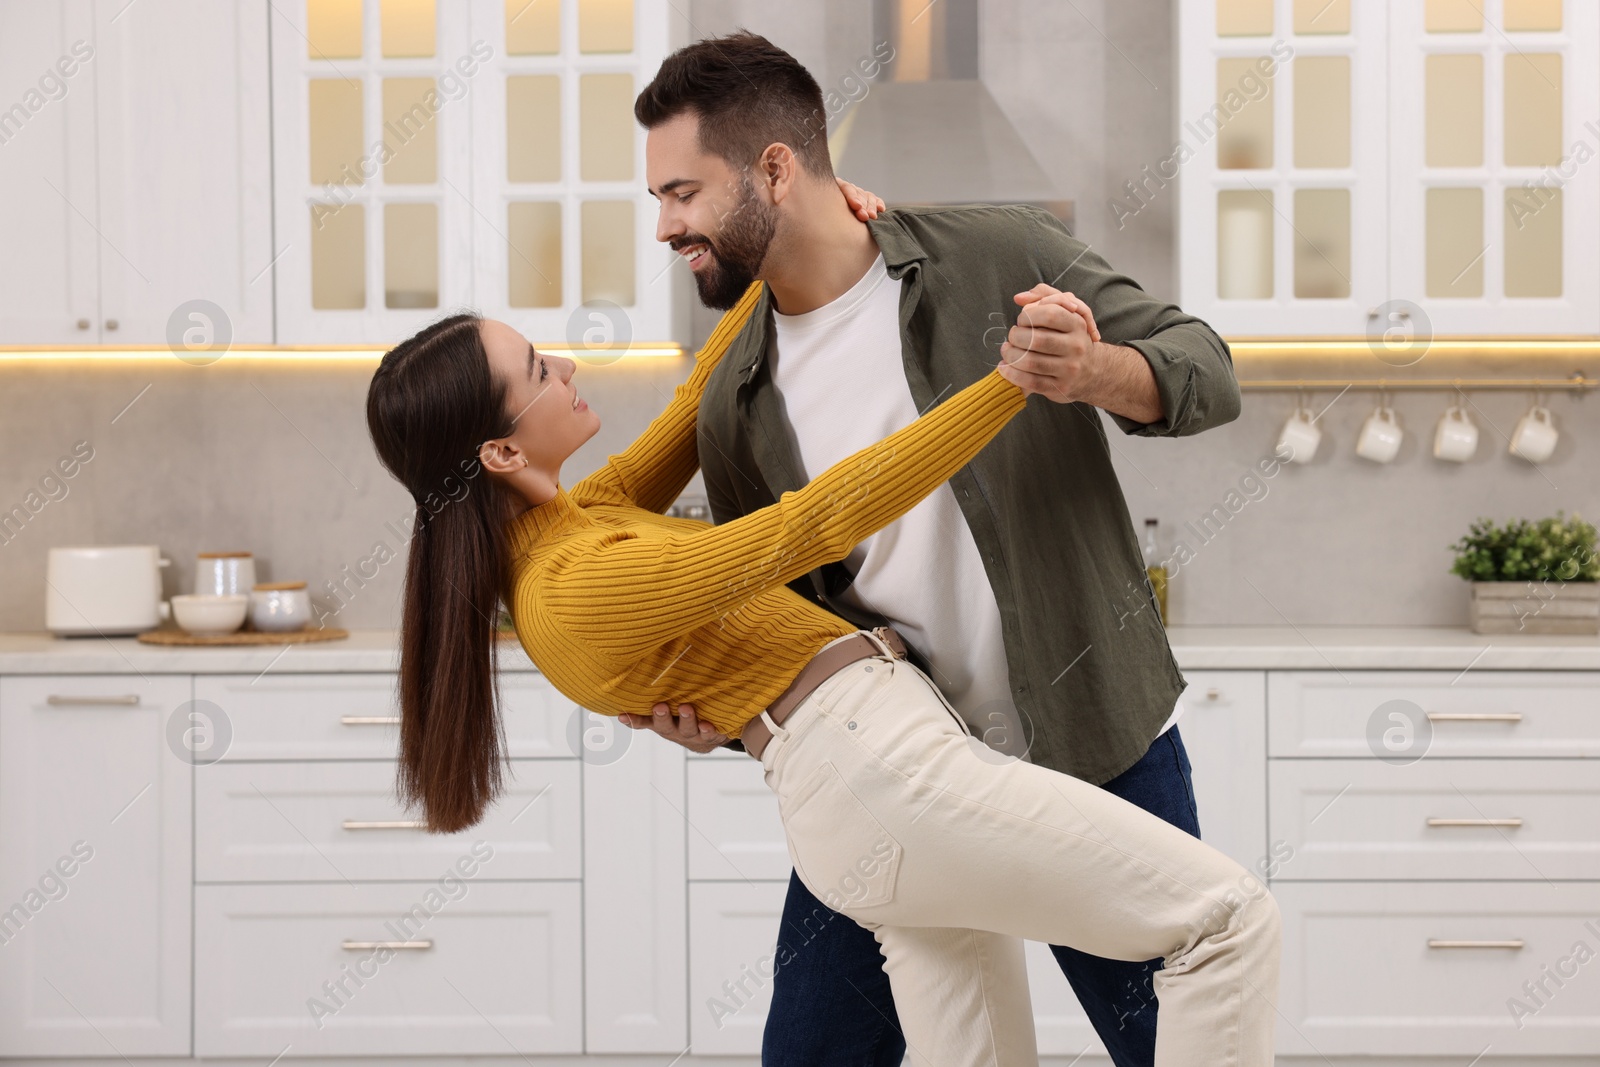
[1356,405,1403,463]
[1277,406,1322,464]
[1509,405,1558,463]
[1433,405,1479,463]
[196,552,256,597]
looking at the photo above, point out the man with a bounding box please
[619,31,1241,1067]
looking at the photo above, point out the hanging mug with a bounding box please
[1509,405,1558,463]
[1356,405,1403,464]
[1433,405,1479,463]
[1277,406,1322,464]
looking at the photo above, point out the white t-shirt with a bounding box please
[769,254,1181,760]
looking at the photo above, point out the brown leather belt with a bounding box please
[740,627,908,761]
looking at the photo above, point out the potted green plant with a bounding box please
[1450,513,1600,634]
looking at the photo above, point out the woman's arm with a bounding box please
[568,281,763,513]
[534,366,1028,658]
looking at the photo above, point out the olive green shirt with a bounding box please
[696,204,1241,784]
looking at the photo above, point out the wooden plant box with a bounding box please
[1469,581,1600,634]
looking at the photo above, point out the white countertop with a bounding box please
[0,630,534,675]
[0,626,1597,675]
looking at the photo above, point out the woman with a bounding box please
[365,284,1280,1066]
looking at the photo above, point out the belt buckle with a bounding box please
[870,626,906,660]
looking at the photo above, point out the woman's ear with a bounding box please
[478,436,525,477]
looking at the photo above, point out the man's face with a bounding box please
[646,113,779,310]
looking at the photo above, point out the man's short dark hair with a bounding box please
[634,31,834,179]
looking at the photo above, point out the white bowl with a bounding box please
[171,594,249,636]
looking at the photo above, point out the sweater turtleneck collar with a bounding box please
[505,485,592,560]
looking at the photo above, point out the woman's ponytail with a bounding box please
[367,314,520,833]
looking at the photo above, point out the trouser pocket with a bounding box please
[779,757,902,913]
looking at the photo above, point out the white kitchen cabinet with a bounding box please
[1179,671,1269,870]
[0,674,192,1057]
[1387,1,1600,335]
[0,0,273,345]
[194,880,583,1057]
[0,1,100,344]
[271,0,677,345]
[193,669,573,760]
[1268,669,1600,758]
[686,754,791,880]
[1275,880,1600,1057]
[687,879,790,1056]
[1270,758,1600,880]
[195,758,582,882]
[582,716,689,1053]
[1178,0,1600,336]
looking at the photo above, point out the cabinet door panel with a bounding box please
[686,756,789,880]
[0,0,100,343]
[1179,671,1269,870]
[93,0,274,344]
[0,674,192,1057]
[687,880,788,1056]
[1386,2,1600,334]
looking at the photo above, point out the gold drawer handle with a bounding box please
[341,939,432,951]
[1428,939,1525,950]
[341,715,401,725]
[1426,817,1523,828]
[341,820,427,830]
[47,694,140,706]
[1426,712,1523,723]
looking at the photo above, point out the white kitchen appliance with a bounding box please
[45,545,171,636]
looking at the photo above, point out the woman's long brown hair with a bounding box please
[366,313,522,834]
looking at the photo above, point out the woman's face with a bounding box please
[479,319,600,482]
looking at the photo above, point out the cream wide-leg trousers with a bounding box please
[754,630,1282,1067]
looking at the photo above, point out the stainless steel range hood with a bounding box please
[831,0,1070,223]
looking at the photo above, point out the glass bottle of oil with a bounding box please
[1142,518,1168,626]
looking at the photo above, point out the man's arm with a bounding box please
[1002,211,1241,436]
[619,178,885,753]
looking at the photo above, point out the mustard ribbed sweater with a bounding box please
[505,283,1028,737]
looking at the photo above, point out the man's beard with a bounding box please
[684,175,778,311]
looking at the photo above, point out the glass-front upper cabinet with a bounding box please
[271,0,671,344]
[1179,0,1388,335]
[1388,0,1598,334]
[1178,0,1599,337]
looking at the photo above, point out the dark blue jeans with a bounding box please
[761,726,1202,1067]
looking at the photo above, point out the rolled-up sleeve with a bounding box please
[1115,321,1241,437]
[1023,207,1241,438]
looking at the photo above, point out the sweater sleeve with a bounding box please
[538,367,1027,657]
[568,281,762,513]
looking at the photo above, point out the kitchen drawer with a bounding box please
[194,671,571,760]
[195,881,582,1057]
[1275,881,1600,1056]
[688,880,790,1055]
[196,760,580,881]
[1270,759,1600,880]
[1268,670,1600,758]
[687,756,789,880]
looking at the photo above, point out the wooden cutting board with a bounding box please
[137,627,349,646]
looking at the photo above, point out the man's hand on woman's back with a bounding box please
[619,702,732,754]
